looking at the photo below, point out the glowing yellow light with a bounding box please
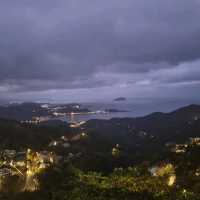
[27,170,33,176]
[27,149,31,153]
[10,161,14,166]
[168,175,176,186]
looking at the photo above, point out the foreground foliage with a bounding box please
[1,163,199,200]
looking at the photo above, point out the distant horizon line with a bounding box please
[0,97,200,105]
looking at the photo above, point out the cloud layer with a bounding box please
[0,0,200,101]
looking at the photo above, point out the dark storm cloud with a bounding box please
[0,0,200,94]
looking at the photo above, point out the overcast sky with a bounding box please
[1,0,200,103]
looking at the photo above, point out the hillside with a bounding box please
[0,104,200,199]
[84,104,200,142]
[0,119,69,150]
[0,102,90,120]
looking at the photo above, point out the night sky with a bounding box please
[1,0,200,103]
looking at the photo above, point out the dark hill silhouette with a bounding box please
[84,104,200,144]
[0,118,69,150]
[0,104,200,151]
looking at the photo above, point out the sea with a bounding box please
[61,98,200,123]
